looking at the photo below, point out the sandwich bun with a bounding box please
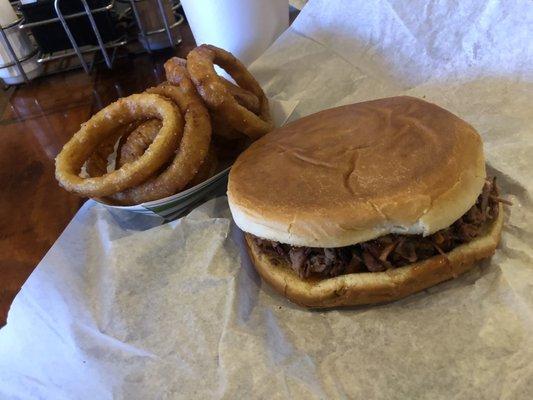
[228,96,486,248]
[245,204,503,308]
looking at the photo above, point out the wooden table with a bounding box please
[0,24,197,327]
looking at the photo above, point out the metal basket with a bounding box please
[0,0,184,85]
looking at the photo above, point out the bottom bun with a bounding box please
[244,204,504,308]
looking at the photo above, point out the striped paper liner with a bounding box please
[95,167,230,220]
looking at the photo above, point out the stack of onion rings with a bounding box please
[55,93,183,197]
[165,56,260,113]
[165,57,243,141]
[186,45,272,140]
[56,44,272,206]
[110,80,211,204]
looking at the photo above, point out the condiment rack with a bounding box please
[0,0,183,85]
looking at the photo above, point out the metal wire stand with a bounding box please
[0,0,183,85]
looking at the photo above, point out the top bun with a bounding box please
[228,96,486,247]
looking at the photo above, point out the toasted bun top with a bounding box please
[228,96,486,247]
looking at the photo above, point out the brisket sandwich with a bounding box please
[228,96,505,308]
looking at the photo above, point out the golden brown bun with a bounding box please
[229,96,486,247]
[244,204,503,308]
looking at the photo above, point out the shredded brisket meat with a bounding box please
[252,178,507,278]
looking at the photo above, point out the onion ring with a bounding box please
[188,145,218,188]
[116,119,161,168]
[221,79,260,114]
[165,57,259,113]
[165,57,246,140]
[85,131,121,177]
[86,121,140,177]
[55,93,183,197]
[110,79,211,205]
[166,56,187,68]
[186,45,273,139]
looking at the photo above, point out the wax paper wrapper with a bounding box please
[1,0,532,398]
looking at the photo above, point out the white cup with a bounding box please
[0,0,43,84]
[181,0,289,65]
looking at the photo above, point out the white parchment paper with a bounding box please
[1,1,532,398]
